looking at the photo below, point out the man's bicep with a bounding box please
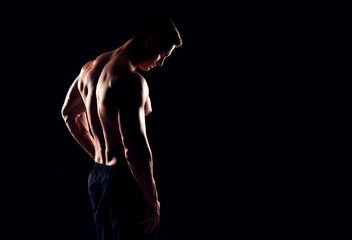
[61,77,86,118]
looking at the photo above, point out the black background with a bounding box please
[1,2,351,239]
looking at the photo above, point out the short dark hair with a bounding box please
[134,16,183,49]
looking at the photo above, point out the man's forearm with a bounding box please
[64,113,95,159]
[125,142,158,206]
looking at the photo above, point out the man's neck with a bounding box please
[125,37,145,71]
[111,38,140,72]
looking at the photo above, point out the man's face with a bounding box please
[138,44,176,72]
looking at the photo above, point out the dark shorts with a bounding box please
[88,163,159,240]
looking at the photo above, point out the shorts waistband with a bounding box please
[92,162,128,173]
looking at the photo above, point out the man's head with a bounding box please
[132,16,182,71]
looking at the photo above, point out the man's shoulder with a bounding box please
[96,50,114,61]
[80,60,93,75]
[79,51,114,79]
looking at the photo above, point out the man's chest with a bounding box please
[145,96,152,116]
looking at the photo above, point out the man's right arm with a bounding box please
[114,77,159,233]
[61,77,95,159]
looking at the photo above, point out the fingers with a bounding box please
[137,216,159,234]
[146,216,160,234]
[137,201,161,234]
[145,221,154,234]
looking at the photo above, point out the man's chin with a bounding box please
[138,66,151,72]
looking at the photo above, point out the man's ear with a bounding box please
[145,35,158,49]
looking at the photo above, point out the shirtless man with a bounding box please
[61,17,182,240]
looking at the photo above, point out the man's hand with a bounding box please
[138,200,160,234]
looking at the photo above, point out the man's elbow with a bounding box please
[61,106,69,122]
[61,106,77,125]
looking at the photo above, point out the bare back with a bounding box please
[96,51,152,166]
[77,51,114,164]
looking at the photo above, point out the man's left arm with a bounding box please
[61,77,95,159]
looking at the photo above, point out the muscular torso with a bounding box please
[78,48,152,166]
[77,51,113,164]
